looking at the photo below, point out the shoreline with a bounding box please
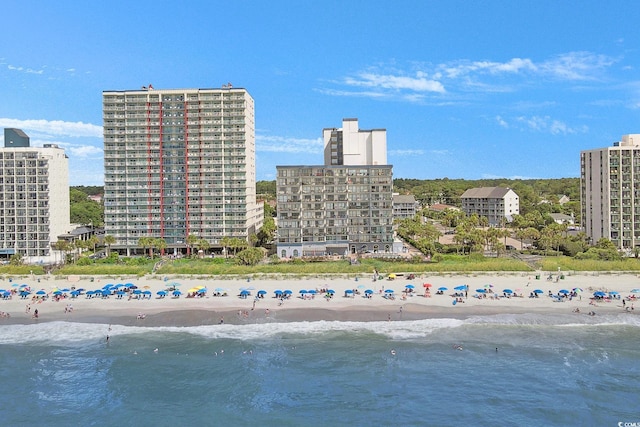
[1,272,638,326]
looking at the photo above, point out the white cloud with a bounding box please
[0,118,102,138]
[389,149,425,156]
[7,64,44,75]
[345,72,445,93]
[515,115,588,135]
[496,116,509,128]
[540,51,614,81]
[257,135,323,154]
[325,51,616,101]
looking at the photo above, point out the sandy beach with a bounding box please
[0,271,638,326]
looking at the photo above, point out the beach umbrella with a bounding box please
[609,291,619,295]
[476,289,486,293]
[631,289,640,293]
[53,290,62,295]
[572,287,583,292]
[1,291,10,298]
[215,287,226,292]
[503,289,513,294]
[61,288,70,292]
[103,284,114,289]
[365,289,374,295]
[345,289,354,294]
[157,290,167,296]
[274,290,283,296]
[405,284,415,289]
[125,283,135,288]
[533,289,544,294]
[308,289,317,294]
[240,290,250,297]
[299,289,308,294]
[423,283,432,288]
[70,290,80,298]
[454,285,467,291]
[133,289,142,295]
[558,289,569,294]
[257,290,267,295]
[284,290,292,295]
[327,289,335,294]
[102,290,111,297]
[36,290,46,295]
[438,287,448,291]
[593,291,606,297]
[385,289,394,294]
[116,290,125,296]
[172,290,182,297]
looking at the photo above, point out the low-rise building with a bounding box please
[460,187,519,226]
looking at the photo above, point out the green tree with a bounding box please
[103,234,116,255]
[235,247,265,266]
[186,234,199,257]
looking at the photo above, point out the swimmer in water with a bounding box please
[390,349,396,356]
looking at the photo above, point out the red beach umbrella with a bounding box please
[423,283,432,288]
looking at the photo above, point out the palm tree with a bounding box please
[154,238,167,257]
[186,234,199,257]
[138,236,153,257]
[104,234,116,256]
[196,238,210,257]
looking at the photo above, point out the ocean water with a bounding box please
[1,314,639,427]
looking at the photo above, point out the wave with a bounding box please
[0,313,638,345]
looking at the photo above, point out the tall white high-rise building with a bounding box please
[323,118,387,166]
[581,134,640,252]
[0,128,70,263]
[103,86,263,255]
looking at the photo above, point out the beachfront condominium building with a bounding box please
[323,118,387,166]
[277,119,396,258]
[103,86,263,256]
[581,134,640,252]
[0,129,70,263]
[460,187,519,226]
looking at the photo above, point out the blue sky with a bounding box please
[1,0,639,186]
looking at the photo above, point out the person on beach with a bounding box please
[33,309,38,319]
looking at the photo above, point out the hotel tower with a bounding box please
[103,86,263,256]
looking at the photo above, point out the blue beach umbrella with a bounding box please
[172,290,182,297]
[631,289,640,293]
[284,290,292,295]
[454,285,467,291]
[299,289,308,294]
[157,290,167,296]
[438,287,448,291]
[385,289,394,294]
[308,289,317,295]
[364,289,374,295]
[274,290,283,296]
[609,291,619,295]
[476,288,486,293]
[142,290,151,296]
[133,289,142,295]
[240,290,250,296]
[345,289,354,294]
[36,290,46,295]
[533,289,544,294]
[116,290,125,296]
[257,290,267,295]
[197,288,207,294]
[558,289,569,294]
[405,284,415,289]
[593,291,606,297]
[327,289,335,294]
[503,289,513,294]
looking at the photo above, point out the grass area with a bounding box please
[537,256,640,272]
[25,254,640,279]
